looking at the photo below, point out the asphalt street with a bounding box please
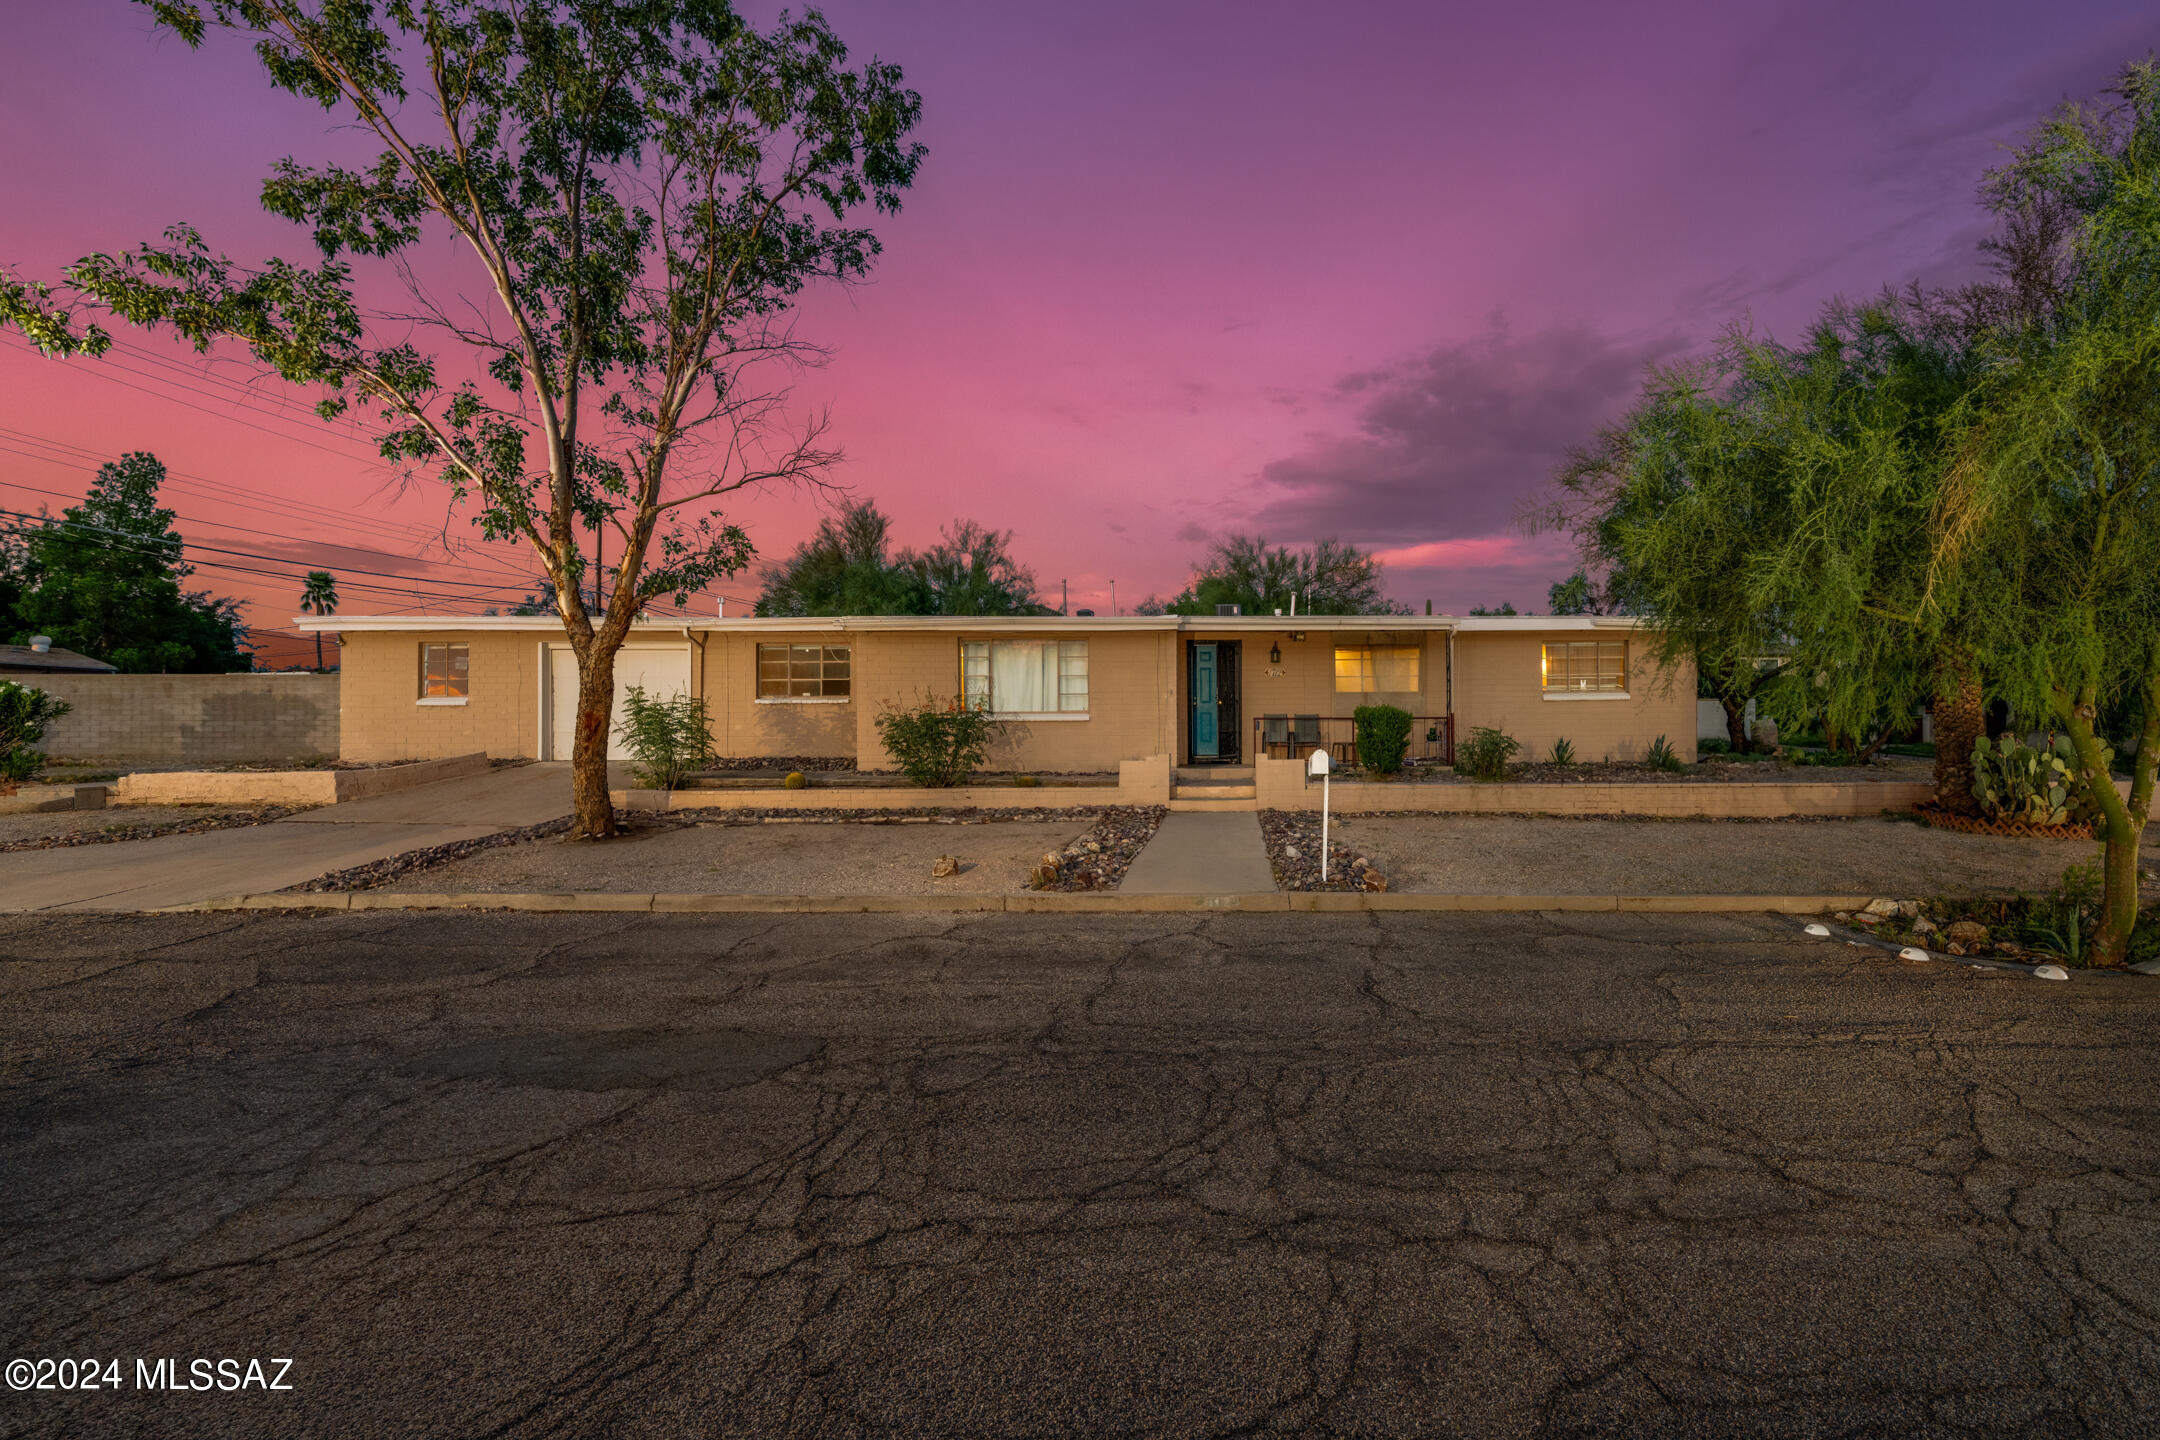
[2,910,2156,1438]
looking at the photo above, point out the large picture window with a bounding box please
[1542,640,1627,693]
[1333,644,1421,693]
[419,642,469,701]
[757,643,851,699]
[961,639,1088,716]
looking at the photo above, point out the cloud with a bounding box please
[1250,322,1687,548]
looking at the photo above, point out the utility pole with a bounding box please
[1111,579,1117,616]
[1061,579,1068,616]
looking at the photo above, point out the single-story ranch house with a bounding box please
[301,612,1696,773]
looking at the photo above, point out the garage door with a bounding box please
[546,645,693,760]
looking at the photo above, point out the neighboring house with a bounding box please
[301,612,1695,770]
[0,639,118,677]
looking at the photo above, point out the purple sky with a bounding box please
[4,1,2157,657]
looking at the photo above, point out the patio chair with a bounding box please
[1262,714,1290,758]
[1292,714,1321,758]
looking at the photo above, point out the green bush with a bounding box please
[1548,737,1576,766]
[1697,737,1730,755]
[1645,735,1684,772]
[875,694,997,787]
[1353,704,1413,776]
[615,685,718,791]
[1457,726,1520,782]
[0,680,69,784]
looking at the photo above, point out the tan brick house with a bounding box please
[306,612,1694,771]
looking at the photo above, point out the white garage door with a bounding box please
[546,645,693,760]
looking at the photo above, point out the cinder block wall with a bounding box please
[28,673,341,764]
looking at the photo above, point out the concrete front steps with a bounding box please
[1170,765,1257,812]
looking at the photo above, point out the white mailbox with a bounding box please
[1307,748,1333,881]
[1306,748,1331,778]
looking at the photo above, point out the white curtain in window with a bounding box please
[990,640,1056,712]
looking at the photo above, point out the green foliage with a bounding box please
[1457,726,1520,782]
[1147,534,1408,616]
[1467,601,1517,616]
[783,771,808,790]
[14,452,250,672]
[1549,737,1577,765]
[614,686,717,791]
[874,695,996,787]
[1352,704,1413,776]
[298,569,337,669]
[756,502,1042,617]
[1546,571,1607,616]
[1645,735,1684,772]
[0,679,69,783]
[1697,737,1729,755]
[1970,734,2110,826]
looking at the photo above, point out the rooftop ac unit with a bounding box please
[1214,604,1241,616]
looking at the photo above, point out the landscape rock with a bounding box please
[1946,920,1989,945]
[931,854,959,878]
[1863,898,1902,916]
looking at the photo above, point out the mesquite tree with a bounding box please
[1948,63,2160,966]
[0,1,923,837]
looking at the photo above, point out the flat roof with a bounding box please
[296,612,1647,634]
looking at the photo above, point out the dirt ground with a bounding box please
[376,818,1099,895]
[0,805,286,848]
[1338,814,2156,897]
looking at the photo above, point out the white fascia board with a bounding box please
[1450,615,1647,632]
[297,612,1476,635]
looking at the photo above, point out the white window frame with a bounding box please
[960,639,1090,720]
[1540,640,1629,698]
[418,641,470,705]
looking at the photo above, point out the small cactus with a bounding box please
[783,771,808,790]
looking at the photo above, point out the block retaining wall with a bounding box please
[30,673,339,764]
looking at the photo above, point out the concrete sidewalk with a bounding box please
[0,763,573,912]
[1118,812,1276,894]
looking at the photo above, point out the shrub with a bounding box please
[875,694,997,787]
[1353,704,1414,776]
[615,685,718,791]
[0,680,69,784]
[1457,726,1520,782]
[1013,774,1040,787]
[1645,735,1684,772]
[1548,737,1576,766]
[1697,737,1730,755]
[784,771,808,790]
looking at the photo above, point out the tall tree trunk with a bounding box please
[313,632,323,671]
[569,640,620,840]
[2059,679,2154,968]
[1932,651,1985,815]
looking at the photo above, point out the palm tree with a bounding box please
[298,570,339,671]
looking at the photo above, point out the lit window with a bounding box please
[419,642,468,699]
[756,643,851,699]
[1541,640,1627,692]
[960,640,1088,714]
[1333,645,1420,693]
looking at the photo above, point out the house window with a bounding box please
[1542,640,1627,692]
[1333,645,1420,693]
[419,642,468,700]
[756,643,851,699]
[961,639,1088,715]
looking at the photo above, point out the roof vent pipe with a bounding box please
[29,635,50,653]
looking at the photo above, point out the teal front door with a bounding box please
[1191,644,1220,759]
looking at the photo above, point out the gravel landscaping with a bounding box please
[357,812,1101,895]
[1348,753,1932,785]
[1326,812,2158,897]
[1260,810,1388,891]
[1030,805,1168,890]
[0,805,311,851]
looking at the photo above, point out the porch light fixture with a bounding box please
[1269,641,1282,664]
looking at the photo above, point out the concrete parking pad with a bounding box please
[1,910,2155,1435]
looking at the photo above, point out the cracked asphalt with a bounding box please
[2,909,2157,1438]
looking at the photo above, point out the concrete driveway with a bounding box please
[0,762,572,912]
[3,909,2155,1437]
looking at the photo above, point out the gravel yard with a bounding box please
[1334,813,2156,896]
[374,816,1100,895]
[0,805,304,850]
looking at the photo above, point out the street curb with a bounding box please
[149,891,1880,916]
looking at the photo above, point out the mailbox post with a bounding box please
[1307,747,1332,883]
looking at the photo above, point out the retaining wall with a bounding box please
[31,673,339,764]
[1253,757,1932,817]
[114,752,489,807]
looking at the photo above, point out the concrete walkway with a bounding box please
[0,763,573,913]
[1118,811,1277,894]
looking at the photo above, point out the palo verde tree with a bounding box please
[0,1,924,837]
[1944,61,2160,966]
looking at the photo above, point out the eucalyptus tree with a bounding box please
[0,1,923,837]
[1944,62,2160,966]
